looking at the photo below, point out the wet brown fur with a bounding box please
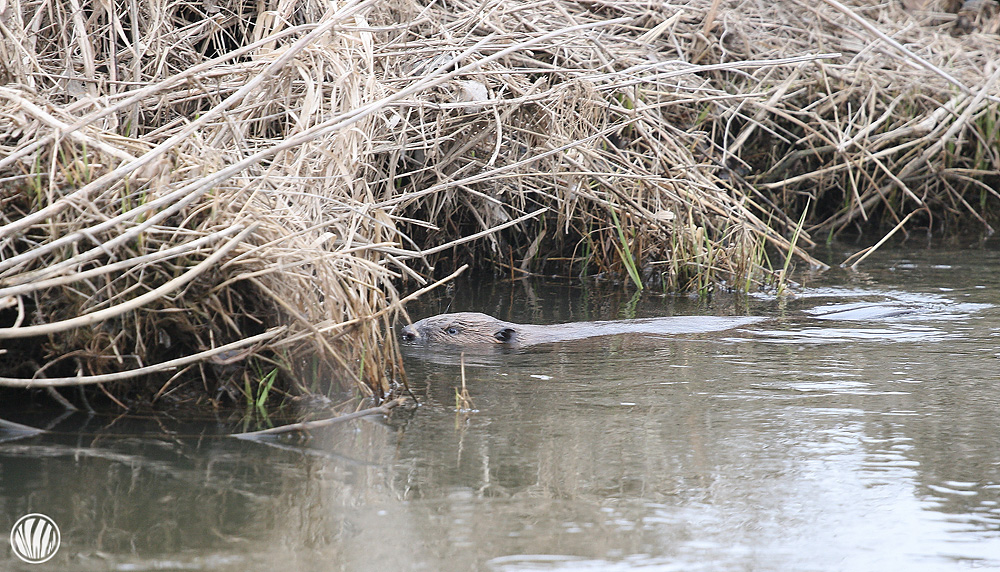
[401,312,523,346]
[401,312,765,349]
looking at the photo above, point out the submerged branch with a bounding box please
[231,397,410,439]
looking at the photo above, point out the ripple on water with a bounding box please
[755,325,955,344]
[750,286,993,345]
[487,554,686,572]
[742,379,912,397]
[927,483,980,497]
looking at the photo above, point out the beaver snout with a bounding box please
[400,324,419,343]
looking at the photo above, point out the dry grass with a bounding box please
[0,0,997,404]
[710,0,1000,234]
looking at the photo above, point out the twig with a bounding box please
[417,208,548,256]
[817,0,997,102]
[0,226,242,298]
[0,328,285,388]
[702,0,724,35]
[843,209,920,269]
[0,224,257,339]
[0,88,136,163]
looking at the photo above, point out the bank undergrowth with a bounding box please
[0,0,996,405]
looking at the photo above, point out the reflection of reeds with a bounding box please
[0,0,996,402]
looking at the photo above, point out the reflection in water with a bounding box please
[2,245,1000,571]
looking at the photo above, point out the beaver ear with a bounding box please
[494,328,515,343]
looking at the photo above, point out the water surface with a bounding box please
[2,242,999,571]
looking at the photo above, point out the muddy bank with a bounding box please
[0,0,996,405]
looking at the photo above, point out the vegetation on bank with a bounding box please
[0,0,997,407]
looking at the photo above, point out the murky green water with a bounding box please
[3,242,1000,571]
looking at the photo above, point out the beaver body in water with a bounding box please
[400,312,765,348]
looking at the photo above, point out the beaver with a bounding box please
[400,312,765,349]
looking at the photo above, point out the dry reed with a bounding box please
[0,0,996,404]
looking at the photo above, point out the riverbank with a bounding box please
[0,0,997,405]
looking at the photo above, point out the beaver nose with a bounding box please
[401,325,418,342]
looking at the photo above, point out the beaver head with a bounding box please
[401,312,518,346]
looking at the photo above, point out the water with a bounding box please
[2,242,1000,571]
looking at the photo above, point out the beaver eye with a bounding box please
[446,326,459,335]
